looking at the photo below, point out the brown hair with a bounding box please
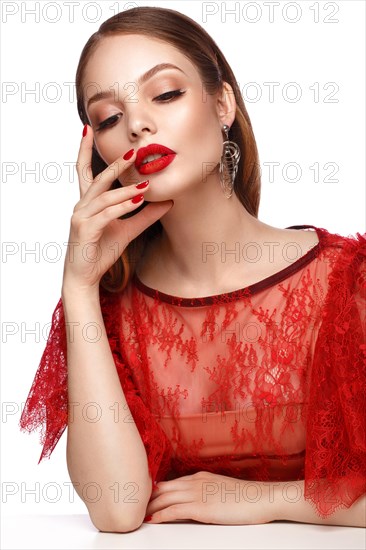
[75,6,261,293]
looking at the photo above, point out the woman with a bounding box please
[19,6,365,532]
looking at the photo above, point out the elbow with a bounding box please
[89,508,145,534]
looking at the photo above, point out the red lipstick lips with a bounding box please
[135,144,176,175]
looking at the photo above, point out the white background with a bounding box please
[1,0,365,521]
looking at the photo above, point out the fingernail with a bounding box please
[131,194,144,204]
[123,148,134,160]
[136,180,149,189]
[144,515,153,522]
[82,124,88,138]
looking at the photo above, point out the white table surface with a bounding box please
[2,514,365,549]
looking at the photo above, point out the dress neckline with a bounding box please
[131,225,324,307]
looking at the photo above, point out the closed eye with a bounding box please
[154,89,186,102]
[95,90,186,132]
[95,114,120,132]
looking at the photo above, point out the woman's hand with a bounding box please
[145,471,278,525]
[62,124,173,292]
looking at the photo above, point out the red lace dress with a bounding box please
[19,225,366,519]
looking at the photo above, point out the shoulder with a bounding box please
[284,224,366,261]
[278,225,320,252]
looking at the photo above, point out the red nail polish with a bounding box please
[136,180,149,189]
[144,515,153,522]
[123,148,134,160]
[82,124,88,137]
[131,194,144,204]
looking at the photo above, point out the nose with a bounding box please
[130,126,151,139]
[126,105,157,140]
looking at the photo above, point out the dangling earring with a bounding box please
[219,124,241,198]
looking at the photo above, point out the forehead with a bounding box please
[82,34,199,100]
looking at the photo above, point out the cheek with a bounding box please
[93,134,129,166]
[94,142,117,165]
[189,115,223,165]
[178,108,220,154]
[92,139,109,165]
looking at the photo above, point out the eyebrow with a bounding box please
[86,63,187,109]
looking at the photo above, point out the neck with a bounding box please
[148,172,266,286]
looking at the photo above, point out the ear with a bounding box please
[215,81,236,128]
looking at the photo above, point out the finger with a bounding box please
[146,490,193,515]
[145,503,194,524]
[76,181,150,219]
[83,148,138,204]
[74,192,147,242]
[85,199,173,252]
[76,124,94,199]
[149,476,190,502]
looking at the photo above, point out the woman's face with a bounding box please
[82,33,235,201]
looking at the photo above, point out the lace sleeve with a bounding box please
[19,297,68,464]
[19,289,173,485]
[304,231,366,518]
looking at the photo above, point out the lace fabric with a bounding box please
[19,225,366,519]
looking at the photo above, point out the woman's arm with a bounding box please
[274,480,366,527]
[145,473,365,527]
[63,284,152,533]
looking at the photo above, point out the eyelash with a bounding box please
[95,89,186,132]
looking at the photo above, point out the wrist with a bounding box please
[271,480,305,521]
[243,481,283,523]
[272,482,286,521]
[61,282,100,302]
[264,482,285,522]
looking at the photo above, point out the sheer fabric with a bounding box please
[19,225,366,519]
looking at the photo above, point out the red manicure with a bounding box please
[82,124,88,137]
[131,194,144,204]
[123,148,134,160]
[136,180,149,189]
[144,515,153,522]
